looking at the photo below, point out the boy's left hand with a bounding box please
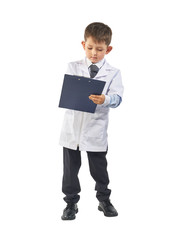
[89,94,105,105]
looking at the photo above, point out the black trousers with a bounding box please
[62,147,111,204]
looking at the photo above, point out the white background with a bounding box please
[0,0,170,239]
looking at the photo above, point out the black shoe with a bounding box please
[98,199,118,217]
[61,203,78,220]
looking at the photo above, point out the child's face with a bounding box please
[81,36,112,64]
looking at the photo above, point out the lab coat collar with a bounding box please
[78,58,115,78]
[95,59,114,78]
[85,57,105,69]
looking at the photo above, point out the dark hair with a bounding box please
[84,22,112,46]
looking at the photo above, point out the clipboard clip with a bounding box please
[78,78,91,83]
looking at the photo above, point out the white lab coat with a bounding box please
[59,58,124,152]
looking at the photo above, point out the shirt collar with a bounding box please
[85,57,105,69]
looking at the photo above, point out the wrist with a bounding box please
[101,95,110,107]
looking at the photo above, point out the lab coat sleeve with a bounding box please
[101,70,124,108]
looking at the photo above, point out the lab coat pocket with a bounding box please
[86,109,107,139]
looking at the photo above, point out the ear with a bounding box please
[106,46,113,54]
[81,41,85,50]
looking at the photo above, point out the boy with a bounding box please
[59,22,124,220]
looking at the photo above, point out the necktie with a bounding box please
[89,64,99,78]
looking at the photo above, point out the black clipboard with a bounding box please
[58,74,106,113]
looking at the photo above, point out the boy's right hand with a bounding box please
[89,94,105,105]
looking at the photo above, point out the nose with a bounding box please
[92,49,97,56]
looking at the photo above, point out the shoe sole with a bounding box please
[98,206,118,217]
[61,209,78,220]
